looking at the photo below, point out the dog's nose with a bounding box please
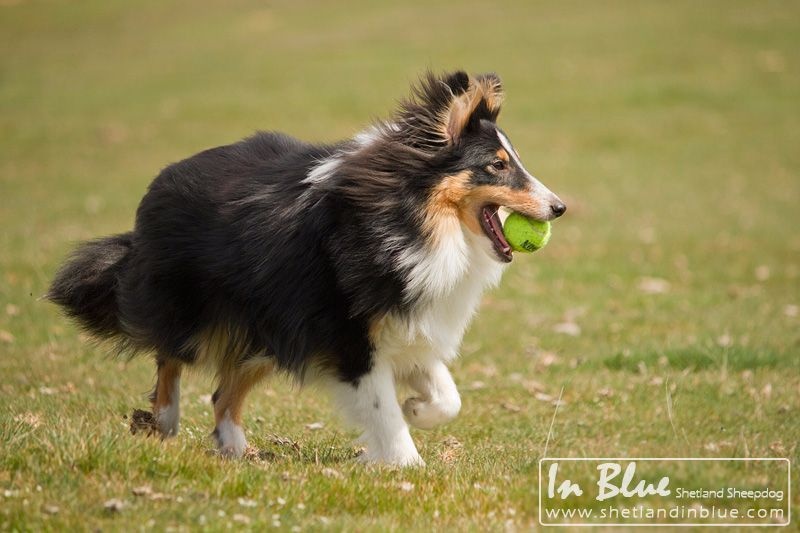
[551,202,567,218]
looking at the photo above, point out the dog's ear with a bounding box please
[442,74,482,144]
[447,72,505,142]
[474,72,504,118]
[397,71,505,148]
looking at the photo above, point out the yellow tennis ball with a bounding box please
[503,212,551,252]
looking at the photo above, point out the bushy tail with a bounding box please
[48,232,133,339]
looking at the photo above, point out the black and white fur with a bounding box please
[49,71,565,466]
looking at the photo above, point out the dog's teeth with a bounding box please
[497,206,511,224]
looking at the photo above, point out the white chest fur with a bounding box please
[376,227,506,375]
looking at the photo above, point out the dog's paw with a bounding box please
[402,397,460,430]
[155,408,180,439]
[355,429,425,467]
[217,443,246,458]
[212,420,247,458]
[357,448,426,468]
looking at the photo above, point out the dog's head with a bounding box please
[395,71,566,263]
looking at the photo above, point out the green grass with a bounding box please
[1,0,799,530]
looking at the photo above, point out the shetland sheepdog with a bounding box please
[49,71,565,466]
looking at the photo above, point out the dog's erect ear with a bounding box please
[446,72,505,143]
[397,70,505,148]
[442,71,471,95]
[443,76,481,144]
[474,72,504,117]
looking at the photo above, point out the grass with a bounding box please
[1,0,798,530]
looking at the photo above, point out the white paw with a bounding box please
[402,396,460,430]
[357,448,426,468]
[217,443,246,458]
[155,405,180,439]
[213,417,247,458]
[356,430,425,467]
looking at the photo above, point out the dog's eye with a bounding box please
[491,160,507,171]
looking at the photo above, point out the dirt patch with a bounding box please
[129,409,157,436]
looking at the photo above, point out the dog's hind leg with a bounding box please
[211,360,273,458]
[149,358,183,438]
[402,360,461,430]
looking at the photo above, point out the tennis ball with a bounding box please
[503,212,551,252]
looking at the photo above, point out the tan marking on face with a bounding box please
[424,171,472,244]
[153,360,182,411]
[426,176,548,240]
[461,184,545,222]
[495,148,510,163]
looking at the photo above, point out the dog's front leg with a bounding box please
[329,359,424,467]
[402,359,461,430]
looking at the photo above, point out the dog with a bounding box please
[49,70,565,466]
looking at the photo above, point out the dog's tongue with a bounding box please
[482,205,511,256]
[488,209,510,249]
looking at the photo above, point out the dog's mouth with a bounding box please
[479,204,512,263]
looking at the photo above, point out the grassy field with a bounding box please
[1,0,799,530]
